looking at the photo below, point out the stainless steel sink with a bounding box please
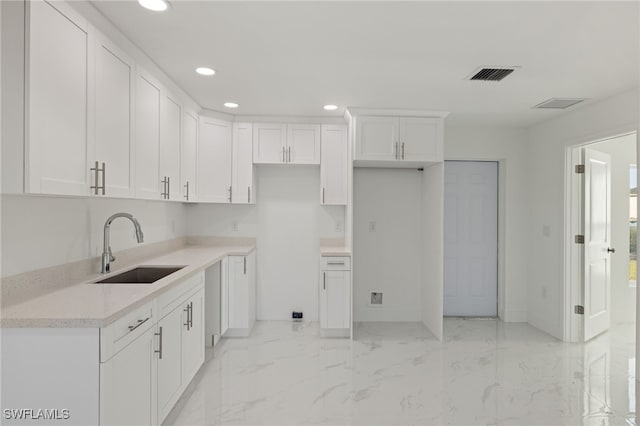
[94,266,185,284]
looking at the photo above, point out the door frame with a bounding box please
[563,129,637,343]
[444,159,504,320]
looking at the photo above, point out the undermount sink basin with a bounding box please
[94,266,185,284]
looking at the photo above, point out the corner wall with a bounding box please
[525,88,639,339]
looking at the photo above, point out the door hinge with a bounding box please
[574,305,584,315]
[574,235,585,244]
[575,164,585,174]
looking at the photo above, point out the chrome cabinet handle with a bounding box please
[322,187,325,204]
[184,181,189,200]
[288,147,291,163]
[189,302,193,328]
[282,147,285,163]
[395,142,398,160]
[155,326,163,359]
[128,316,150,332]
[161,177,167,199]
[228,186,232,203]
[607,247,616,253]
[248,186,251,203]
[323,272,326,290]
[244,257,247,275]
[184,304,191,330]
[327,261,345,265]
[90,161,106,195]
[101,162,106,195]
[167,176,170,199]
[401,142,405,160]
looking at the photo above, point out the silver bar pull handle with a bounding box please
[322,187,325,204]
[327,261,345,265]
[92,161,99,195]
[228,186,232,203]
[161,177,166,199]
[288,147,291,163]
[184,305,190,330]
[101,162,106,195]
[323,272,326,290]
[189,302,193,328]
[167,176,170,200]
[184,181,189,200]
[395,142,398,160]
[244,257,247,275]
[128,316,150,332]
[282,146,285,163]
[248,186,251,203]
[155,326,163,359]
[401,142,405,160]
[90,161,106,195]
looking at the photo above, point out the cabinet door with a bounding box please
[100,326,157,426]
[228,256,249,330]
[160,93,182,200]
[252,123,286,164]
[182,289,205,385]
[157,307,183,423]
[220,257,229,336]
[135,69,161,200]
[355,116,398,161]
[181,111,198,202]
[198,117,232,203]
[91,33,135,198]
[287,124,320,164]
[320,125,348,205]
[26,0,88,196]
[398,117,442,162]
[320,270,351,330]
[232,123,255,204]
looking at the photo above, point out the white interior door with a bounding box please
[444,161,498,317]
[583,148,612,341]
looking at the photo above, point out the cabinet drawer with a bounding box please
[100,300,156,362]
[158,272,204,319]
[320,256,351,271]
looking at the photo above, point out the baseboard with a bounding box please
[503,309,527,323]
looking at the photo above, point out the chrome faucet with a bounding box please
[101,213,144,273]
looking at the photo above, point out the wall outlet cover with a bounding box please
[369,291,383,306]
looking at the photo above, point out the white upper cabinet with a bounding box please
[320,125,348,205]
[135,69,161,200]
[232,123,256,204]
[253,123,320,165]
[181,111,198,202]
[355,116,398,162]
[90,32,135,198]
[398,117,442,161]
[287,124,320,164]
[198,117,232,203]
[354,114,445,165]
[252,123,286,164]
[26,0,89,196]
[160,93,182,201]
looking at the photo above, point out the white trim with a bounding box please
[345,107,450,119]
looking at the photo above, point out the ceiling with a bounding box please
[91,1,639,127]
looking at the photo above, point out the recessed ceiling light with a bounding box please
[323,104,338,111]
[224,102,239,109]
[138,0,168,12]
[195,67,215,76]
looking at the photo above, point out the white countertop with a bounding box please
[320,246,351,257]
[0,244,255,328]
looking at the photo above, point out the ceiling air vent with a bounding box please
[467,66,519,82]
[534,98,586,109]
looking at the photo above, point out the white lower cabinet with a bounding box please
[319,257,351,338]
[221,251,256,337]
[100,325,157,426]
[99,272,205,425]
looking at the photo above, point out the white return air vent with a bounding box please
[466,66,520,82]
[534,98,586,109]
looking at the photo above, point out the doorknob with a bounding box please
[607,247,616,253]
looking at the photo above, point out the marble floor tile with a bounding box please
[164,319,636,426]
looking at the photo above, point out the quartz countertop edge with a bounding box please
[0,245,255,329]
[320,247,351,257]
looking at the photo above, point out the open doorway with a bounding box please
[565,132,637,342]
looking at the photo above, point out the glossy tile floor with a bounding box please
[165,320,636,425]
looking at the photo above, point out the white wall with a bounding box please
[186,167,345,321]
[422,163,444,340]
[444,126,528,322]
[1,195,187,277]
[526,88,639,339]
[590,134,637,325]
[353,168,423,322]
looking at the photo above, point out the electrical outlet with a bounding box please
[369,221,376,232]
[232,221,238,232]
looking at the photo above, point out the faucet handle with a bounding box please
[108,247,115,262]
